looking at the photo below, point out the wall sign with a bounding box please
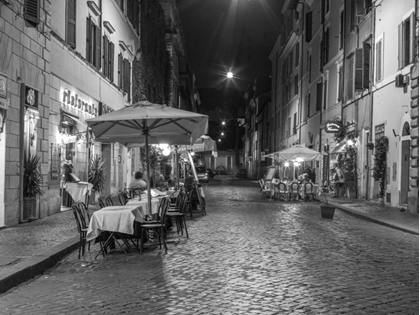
[25,86,38,109]
[375,123,385,140]
[325,120,342,133]
[62,89,98,117]
[51,143,60,180]
[0,73,7,98]
[322,154,330,184]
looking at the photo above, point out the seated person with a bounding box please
[153,170,166,189]
[129,171,147,190]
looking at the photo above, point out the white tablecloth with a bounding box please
[86,205,144,242]
[64,182,93,203]
[126,197,165,216]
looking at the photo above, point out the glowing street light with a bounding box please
[221,132,224,136]
[226,71,233,78]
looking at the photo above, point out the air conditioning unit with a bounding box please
[395,74,405,87]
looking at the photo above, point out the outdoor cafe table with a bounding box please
[86,205,144,242]
[126,191,175,216]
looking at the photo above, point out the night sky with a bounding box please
[178,0,284,92]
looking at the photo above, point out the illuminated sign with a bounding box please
[25,86,38,108]
[325,120,342,133]
[62,89,98,117]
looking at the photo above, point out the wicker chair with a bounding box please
[288,182,301,201]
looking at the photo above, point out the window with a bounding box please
[325,0,330,13]
[324,28,330,64]
[118,0,124,11]
[103,36,115,81]
[295,43,299,67]
[118,53,123,89]
[293,113,297,135]
[24,0,40,25]
[338,65,344,101]
[398,13,415,69]
[294,75,299,95]
[308,54,312,83]
[126,0,139,30]
[347,54,354,99]
[305,11,312,42]
[118,54,131,101]
[323,79,328,110]
[316,82,322,111]
[307,93,311,118]
[375,37,383,82]
[362,41,371,89]
[339,10,344,50]
[86,16,101,70]
[66,0,76,48]
[287,117,291,138]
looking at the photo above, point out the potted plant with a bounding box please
[88,155,106,204]
[320,184,335,219]
[23,153,44,221]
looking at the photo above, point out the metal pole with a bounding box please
[144,123,152,216]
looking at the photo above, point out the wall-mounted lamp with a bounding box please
[392,129,400,138]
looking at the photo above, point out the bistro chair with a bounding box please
[118,192,129,205]
[72,203,89,259]
[278,182,289,201]
[271,178,280,200]
[130,187,144,199]
[166,192,189,238]
[138,197,170,254]
[303,182,317,201]
[106,196,114,206]
[259,179,271,199]
[289,182,301,201]
[98,197,107,209]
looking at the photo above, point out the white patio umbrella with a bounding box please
[86,100,208,214]
[265,144,323,162]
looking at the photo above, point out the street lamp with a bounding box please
[226,71,233,79]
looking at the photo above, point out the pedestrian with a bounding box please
[333,164,345,197]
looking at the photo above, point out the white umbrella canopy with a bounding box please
[86,100,209,214]
[177,135,217,153]
[265,145,322,162]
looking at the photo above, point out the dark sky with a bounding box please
[178,0,284,92]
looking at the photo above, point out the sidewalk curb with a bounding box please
[0,236,79,294]
[329,202,419,236]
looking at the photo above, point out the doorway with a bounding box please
[400,140,410,204]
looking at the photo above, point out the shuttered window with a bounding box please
[375,39,383,82]
[338,65,344,102]
[293,113,297,135]
[325,28,329,64]
[362,41,371,89]
[66,0,76,48]
[126,0,139,31]
[305,11,312,42]
[109,42,115,82]
[398,13,415,69]
[86,17,101,70]
[354,48,363,91]
[103,36,109,77]
[323,80,328,110]
[118,53,123,89]
[316,82,322,112]
[306,93,311,118]
[347,55,354,100]
[123,58,131,101]
[24,0,40,25]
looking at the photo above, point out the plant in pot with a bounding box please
[320,183,335,219]
[23,153,44,221]
[88,156,106,204]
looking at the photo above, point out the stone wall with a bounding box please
[0,1,51,225]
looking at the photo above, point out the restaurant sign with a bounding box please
[324,120,342,133]
[62,89,98,117]
[322,154,330,184]
[375,123,385,140]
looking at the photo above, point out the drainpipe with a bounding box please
[298,3,305,147]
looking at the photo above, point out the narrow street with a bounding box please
[0,179,418,315]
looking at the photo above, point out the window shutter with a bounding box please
[127,61,131,102]
[86,17,91,62]
[338,66,343,101]
[398,22,403,69]
[355,48,363,91]
[376,41,382,82]
[67,0,76,48]
[118,53,123,89]
[409,13,415,63]
[307,94,311,117]
[134,0,139,31]
[305,11,312,42]
[363,43,370,89]
[95,25,101,70]
[316,82,322,111]
[103,36,108,77]
[24,0,40,25]
[109,42,115,82]
[319,39,324,71]
[325,28,329,62]
[356,0,365,16]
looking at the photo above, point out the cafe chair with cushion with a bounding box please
[278,182,289,201]
[72,203,90,259]
[166,192,189,238]
[98,197,107,209]
[130,187,144,198]
[138,197,170,254]
[289,182,301,201]
[106,196,114,206]
[303,182,317,201]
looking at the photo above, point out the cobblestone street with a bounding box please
[0,179,418,315]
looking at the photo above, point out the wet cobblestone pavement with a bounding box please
[0,179,418,314]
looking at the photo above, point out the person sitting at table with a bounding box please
[152,170,166,189]
[129,171,147,190]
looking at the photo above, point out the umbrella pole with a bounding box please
[144,129,152,217]
[175,146,179,188]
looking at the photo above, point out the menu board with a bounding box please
[266,167,276,181]
[51,143,60,180]
[323,154,330,183]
